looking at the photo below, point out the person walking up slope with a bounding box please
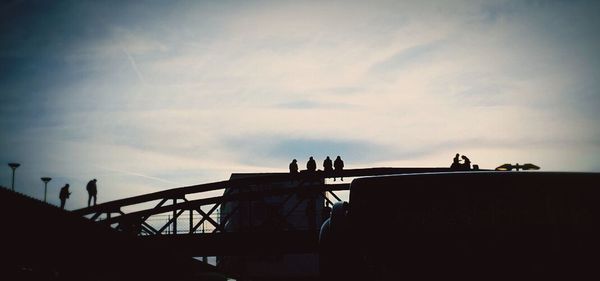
[86,179,98,207]
[59,184,71,209]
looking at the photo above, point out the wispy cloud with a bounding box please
[122,47,146,84]
[94,165,182,186]
[1,0,599,203]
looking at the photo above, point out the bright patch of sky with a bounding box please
[1,0,599,209]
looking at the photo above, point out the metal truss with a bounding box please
[74,167,455,236]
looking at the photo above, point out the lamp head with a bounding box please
[8,163,20,169]
[41,177,52,183]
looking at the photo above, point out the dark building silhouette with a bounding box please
[220,172,326,280]
[319,172,600,281]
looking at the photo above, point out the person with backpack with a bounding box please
[59,184,71,209]
[86,179,98,207]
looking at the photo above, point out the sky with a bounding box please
[1,0,599,209]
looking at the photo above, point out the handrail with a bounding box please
[74,167,461,216]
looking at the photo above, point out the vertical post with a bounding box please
[172,198,177,234]
[9,163,20,191]
[189,209,193,234]
[41,177,51,203]
[167,215,171,235]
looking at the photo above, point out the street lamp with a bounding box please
[495,163,540,171]
[41,177,52,202]
[8,163,20,191]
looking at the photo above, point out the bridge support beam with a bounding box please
[172,198,177,235]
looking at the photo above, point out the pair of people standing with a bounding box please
[322,156,345,181]
[57,178,98,210]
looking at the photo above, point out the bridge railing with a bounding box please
[74,167,458,236]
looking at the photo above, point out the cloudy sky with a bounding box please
[1,0,599,209]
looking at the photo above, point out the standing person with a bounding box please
[86,179,98,207]
[59,184,71,210]
[289,159,299,174]
[307,156,317,172]
[334,156,345,181]
[323,156,333,174]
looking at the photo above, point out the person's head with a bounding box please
[455,153,459,157]
[293,159,297,163]
[93,179,97,182]
[65,184,69,188]
[461,155,467,160]
[310,156,313,160]
[326,156,330,159]
[336,156,341,159]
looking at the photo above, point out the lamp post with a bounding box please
[41,177,52,202]
[495,163,540,171]
[8,163,20,191]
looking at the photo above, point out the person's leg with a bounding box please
[93,194,97,206]
[88,194,91,207]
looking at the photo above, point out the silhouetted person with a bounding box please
[307,156,317,173]
[334,156,344,181]
[461,155,471,170]
[86,179,98,207]
[59,184,71,209]
[289,159,299,174]
[323,156,333,173]
[451,153,461,169]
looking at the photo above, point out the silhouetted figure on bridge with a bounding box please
[289,159,299,174]
[461,155,471,170]
[334,156,344,181]
[307,156,317,173]
[323,156,333,174]
[451,153,461,169]
[86,179,98,207]
[59,184,71,209]
[289,159,299,183]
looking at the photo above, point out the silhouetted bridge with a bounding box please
[74,167,464,256]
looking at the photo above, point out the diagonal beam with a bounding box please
[191,203,221,233]
[154,198,168,209]
[141,221,159,235]
[195,207,224,233]
[318,192,335,206]
[327,190,342,202]
[157,209,186,234]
